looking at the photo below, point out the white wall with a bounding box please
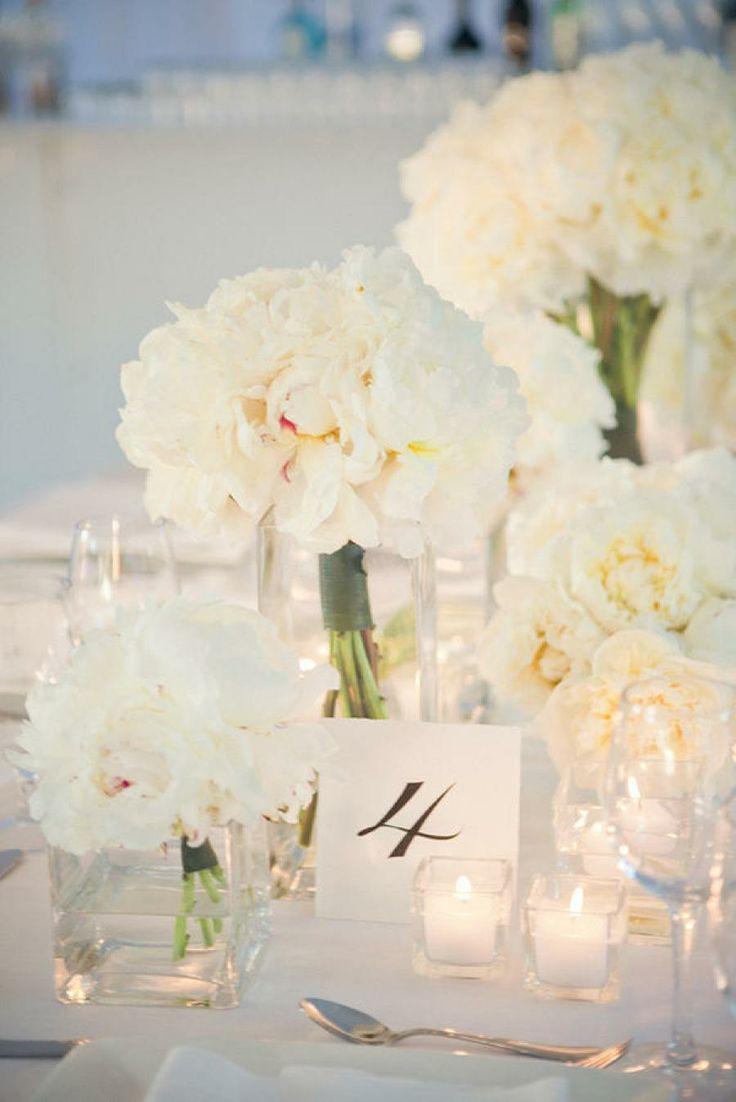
[0,120,431,509]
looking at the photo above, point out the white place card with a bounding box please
[316,720,521,924]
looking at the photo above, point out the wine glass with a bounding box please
[65,514,179,643]
[0,562,69,831]
[711,791,736,1021]
[604,673,736,1091]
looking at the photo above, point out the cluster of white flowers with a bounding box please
[117,245,527,557]
[12,600,338,854]
[483,307,614,485]
[398,44,736,316]
[478,449,736,768]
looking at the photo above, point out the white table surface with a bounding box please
[1,740,734,1102]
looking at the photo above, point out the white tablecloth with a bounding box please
[1,739,734,1102]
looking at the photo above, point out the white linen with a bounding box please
[146,1047,278,1102]
[279,1065,569,1102]
[144,1048,568,1102]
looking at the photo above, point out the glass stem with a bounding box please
[667,902,699,1068]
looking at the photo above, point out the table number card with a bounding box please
[316,720,521,924]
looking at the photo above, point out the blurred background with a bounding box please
[1,0,733,511]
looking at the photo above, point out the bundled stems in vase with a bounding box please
[556,277,662,464]
[295,542,388,851]
[173,837,227,961]
[319,542,387,721]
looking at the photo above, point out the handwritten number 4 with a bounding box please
[357,782,461,858]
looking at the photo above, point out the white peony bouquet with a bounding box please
[398,44,736,463]
[478,448,736,770]
[117,245,525,558]
[13,599,337,956]
[117,245,527,726]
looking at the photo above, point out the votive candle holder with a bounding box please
[412,857,512,980]
[524,873,626,1003]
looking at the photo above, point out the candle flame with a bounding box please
[627,775,642,800]
[455,875,472,901]
[570,886,584,915]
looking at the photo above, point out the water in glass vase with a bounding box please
[50,823,270,1008]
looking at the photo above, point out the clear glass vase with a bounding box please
[638,288,700,464]
[564,277,662,464]
[50,822,270,1008]
[258,525,437,898]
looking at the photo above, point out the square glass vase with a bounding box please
[258,523,438,902]
[50,822,271,1009]
[552,765,671,945]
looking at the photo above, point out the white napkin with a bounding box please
[281,1066,569,1102]
[145,1047,569,1102]
[145,1047,279,1102]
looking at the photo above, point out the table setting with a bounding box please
[2,37,736,1102]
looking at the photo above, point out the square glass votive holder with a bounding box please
[524,874,626,1003]
[553,769,671,945]
[412,857,512,980]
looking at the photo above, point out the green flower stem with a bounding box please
[173,838,228,960]
[293,543,387,856]
[558,277,662,463]
[198,867,222,904]
[173,872,196,961]
[197,917,216,947]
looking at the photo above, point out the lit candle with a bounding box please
[619,777,678,857]
[423,874,500,966]
[581,821,621,878]
[532,886,609,990]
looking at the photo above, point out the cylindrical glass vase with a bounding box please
[258,524,438,898]
[50,822,270,1009]
[568,278,662,464]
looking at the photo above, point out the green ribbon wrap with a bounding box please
[319,542,374,632]
[181,836,219,875]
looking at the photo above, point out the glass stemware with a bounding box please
[65,514,179,644]
[604,674,736,1090]
[0,562,69,831]
[711,792,736,1021]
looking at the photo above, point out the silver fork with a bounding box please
[574,1041,631,1070]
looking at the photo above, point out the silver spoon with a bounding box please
[300,998,630,1068]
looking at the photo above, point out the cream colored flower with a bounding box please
[505,458,636,578]
[478,575,604,714]
[117,246,527,555]
[483,307,614,484]
[398,44,736,313]
[561,491,703,633]
[542,629,690,770]
[12,600,338,854]
[685,598,736,667]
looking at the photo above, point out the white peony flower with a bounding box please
[12,600,338,854]
[541,628,707,771]
[560,490,703,633]
[398,44,736,313]
[117,246,527,555]
[685,598,736,668]
[505,458,637,578]
[483,307,614,484]
[478,575,604,714]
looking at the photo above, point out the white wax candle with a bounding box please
[580,821,621,879]
[423,876,499,966]
[533,887,609,989]
[620,793,678,858]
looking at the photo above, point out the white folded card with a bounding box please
[316,720,521,924]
